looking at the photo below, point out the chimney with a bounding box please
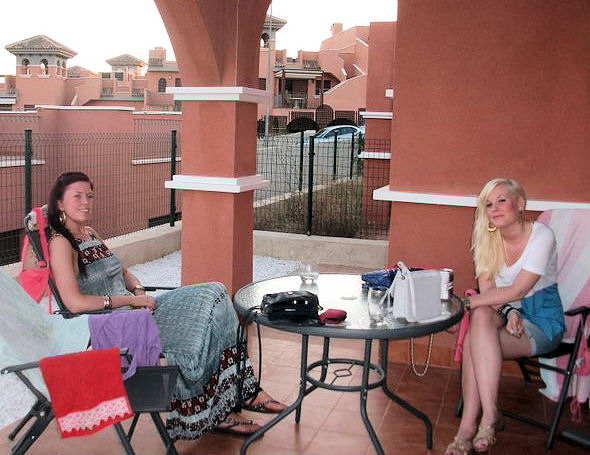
[331,23,343,36]
[148,47,166,66]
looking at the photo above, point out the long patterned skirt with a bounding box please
[153,282,257,441]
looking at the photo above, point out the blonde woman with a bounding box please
[445,178,565,454]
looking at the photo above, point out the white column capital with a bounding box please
[359,111,393,120]
[373,186,590,210]
[165,174,269,193]
[166,86,269,104]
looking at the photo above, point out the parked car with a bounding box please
[312,125,363,142]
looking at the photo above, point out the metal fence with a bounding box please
[0,130,181,266]
[255,132,391,239]
[0,130,391,266]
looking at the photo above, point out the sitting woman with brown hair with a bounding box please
[46,171,285,440]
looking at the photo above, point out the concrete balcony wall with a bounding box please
[323,74,367,111]
[72,78,102,106]
[318,50,346,82]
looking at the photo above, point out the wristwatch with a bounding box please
[463,298,471,311]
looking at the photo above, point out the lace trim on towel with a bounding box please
[57,396,132,434]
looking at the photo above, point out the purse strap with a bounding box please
[396,261,417,321]
[409,335,434,377]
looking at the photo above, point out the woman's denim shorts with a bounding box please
[523,318,562,356]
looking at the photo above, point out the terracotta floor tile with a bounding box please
[285,402,332,428]
[252,421,319,452]
[321,408,382,437]
[334,388,393,416]
[285,386,344,410]
[304,429,371,455]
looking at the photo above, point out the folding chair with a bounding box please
[1,351,178,455]
[455,209,590,449]
[2,207,181,454]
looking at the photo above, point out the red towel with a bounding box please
[39,348,133,438]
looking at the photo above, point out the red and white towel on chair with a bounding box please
[536,209,590,412]
[39,347,133,438]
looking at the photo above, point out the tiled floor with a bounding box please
[2,324,589,455]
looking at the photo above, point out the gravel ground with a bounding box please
[0,253,301,429]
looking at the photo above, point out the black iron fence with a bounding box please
[255,132,391,239]
[0,130,391,266]
[0,130,181,266]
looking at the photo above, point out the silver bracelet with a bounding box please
[103,294,112,310]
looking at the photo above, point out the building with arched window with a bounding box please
[1,16,372,121]
[20,58,30,75]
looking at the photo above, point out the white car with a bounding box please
[312,125,363,142]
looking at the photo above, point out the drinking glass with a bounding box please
[367,286,389,324]
[299,263,319,285]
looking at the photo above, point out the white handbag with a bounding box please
[390,261,445,323]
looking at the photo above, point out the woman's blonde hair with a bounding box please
[472,178,527,279]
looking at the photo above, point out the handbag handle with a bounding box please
[410,335,434,377]
[396,261,417,321]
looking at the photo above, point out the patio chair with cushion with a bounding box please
[1,207,180,454]
[455,208,590,449]
[20,206,175,319]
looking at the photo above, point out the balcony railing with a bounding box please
[273,92,320,110]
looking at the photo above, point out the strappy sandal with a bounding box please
[473,420,504,453]
[216,417,261,436]
[444,436,473,455]
[243,387,287,414]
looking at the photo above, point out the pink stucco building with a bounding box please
[0,15,374,131]
[258,17,370,130]
[0,35,180,112]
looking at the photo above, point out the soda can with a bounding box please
[439,268,454,300]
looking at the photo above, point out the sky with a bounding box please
[0,0,397,76]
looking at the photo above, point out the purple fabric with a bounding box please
[88,309,161,379]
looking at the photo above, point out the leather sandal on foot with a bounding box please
[243,389,287,414]
[216,417,261,436]
[444,436,473,455]
[473,420,504,453]
[243,397,286,414]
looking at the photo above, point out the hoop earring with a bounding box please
[59,211,66,225]
[487,223,497,233]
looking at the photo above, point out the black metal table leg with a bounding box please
[361,339,385,455]
[380,340,433,449]
[295,335,311,422]
[240,335,310,455]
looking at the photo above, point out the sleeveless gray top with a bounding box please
[75,237,132,298]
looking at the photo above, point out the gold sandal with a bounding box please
[473,420,504,453]
[445,436,473,455]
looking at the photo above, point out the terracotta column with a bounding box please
[372,0,590,369]
[155,0,272,293]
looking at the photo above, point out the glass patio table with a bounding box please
[233,273,464,455]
